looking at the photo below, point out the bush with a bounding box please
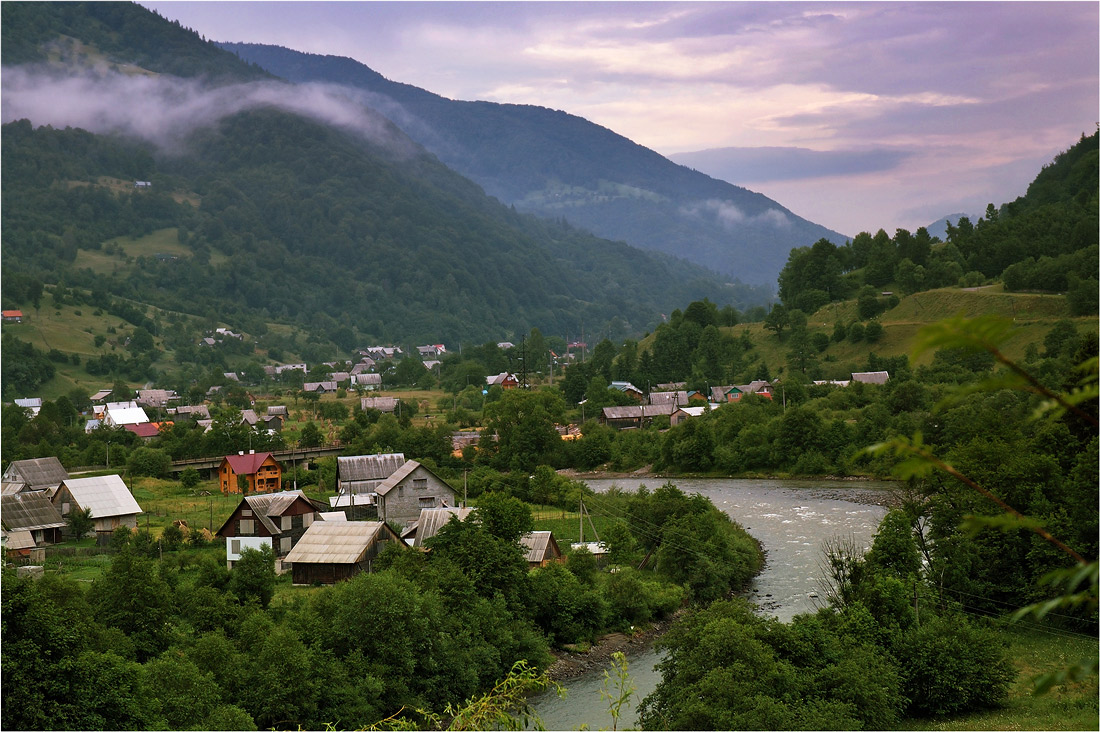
[864,321,884,342]
[180,467,201,490]
[895,615,1015,717]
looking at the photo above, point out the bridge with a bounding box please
[168,443,346,473]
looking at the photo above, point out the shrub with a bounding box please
[128,447,171,478]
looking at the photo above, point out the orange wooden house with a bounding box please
[218,451,282,495]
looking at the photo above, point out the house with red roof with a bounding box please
[217,451,282,495]
[2,310,24,323]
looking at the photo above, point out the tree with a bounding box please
[229,544,276,608]
[763,303,790,338]
[299,421,323,448]
[475,492,534,544]
[66,506,94,539]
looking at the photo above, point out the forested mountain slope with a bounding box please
[1,2,762,351]
[221,42,848,285]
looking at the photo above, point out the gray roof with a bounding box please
[411,506,474,547]
[338,453,406,483]
[851,371,890,385]
[375,460,421,497]
[240,409,260,426]
[649,391,688,407]
[4,457,69,491]
[172,404,211,420]
[520,531,561,564]
[601,404,677,420]
[5,530,35,550]
[267,405,289,416]
[1,492,66,532]
[61,475,142,519]
[283,521,390,564]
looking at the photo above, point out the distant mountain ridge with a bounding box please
[221,42,848,286]
[1,1,763,350]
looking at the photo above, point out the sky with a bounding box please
[137,1,1098,236]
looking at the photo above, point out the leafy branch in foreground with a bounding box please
[869,314,1097,694]
[359,660,563,731]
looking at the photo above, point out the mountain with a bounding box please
[924,213,977,241]
[1,2,767,355]
[220,43,848,286]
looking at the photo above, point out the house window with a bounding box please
[303,513,314,527]
[413,478,427,490]
[281,516,291,531]
[242,509,252,517]
[398,486,404,497]
[239,519,254,534]
[231,539,241,554]
[419,497,436,508]
[280,537,292,553]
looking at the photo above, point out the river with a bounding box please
[529,477,898,731]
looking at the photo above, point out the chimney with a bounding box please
[249,449,255,454]
[238,451,244,456]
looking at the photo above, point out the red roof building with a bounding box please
[218,452,282,495]
[2,310,24,323]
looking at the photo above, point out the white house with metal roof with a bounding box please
[52,475,142,543]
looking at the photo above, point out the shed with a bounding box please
[337,453,406,495]
[284,521,404,585]
[1,492,66,545]
[520,531,564,568]
[53,475,142,543]
[360,396,398,413]
[851,371,890,385]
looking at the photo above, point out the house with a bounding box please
[4,529,37,560]
[303,381,338,394]
[136,389,177,410]
[422,360,442,371]
[1,492,66,546]
[274,363,308,375]
[600,404,677,429]
[610,381,645,402]
[336,453,407,496]
[375,460,458,527]
[686,391,709,405]
[497,341,515,350]
[217,452,283,494]
[267,405,289,418]
[851,371,890,385]
[352,373,382,390]
[350,359,376,375]
[14,397,42,417]
[2,309,24,323]
[171,404,211,421]
[134,180,152,188]
[240,409,261,427]
[90,388,114,403]
[520,531,564,568]
[671,406,709,426]
[123,422,167,441]
[416,344,446,358]
[486,373,519,389]
[52,475,143,544]
[284,520,404,585]
[813,379,852,388]
[402,506,475,547]
[655,382,686,391]
[104,404,150,427]
[216,490,323,569]
[3,456,69,494]
[215,327,243,340]
[360,396,398,413]
[223,372,240,382]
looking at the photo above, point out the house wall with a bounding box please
[220,497,316,558]
[379,466,457,527]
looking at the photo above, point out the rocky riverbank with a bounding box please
[543,612,682,682]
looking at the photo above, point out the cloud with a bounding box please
[0,66,416,156]
[682,199,791,230]
[671,146,911,183]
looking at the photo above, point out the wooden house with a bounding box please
[520,531,564,568]
[337,453,407,496]
[649,390,689,408]
[1,492,66,546]
[218,451,282,494]
[375,460,458,527]
[284,520,404,585]
[2,456,69,495]
[52,475,142,544]
[215,490,323,568]
[670,406,708,426]
[599,404,677,429]
[610,381,645,402]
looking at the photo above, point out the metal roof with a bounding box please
[283,521,388,564]
[851,371,890,385]
[1,492,66,532]
[338,453,406,482]
[5,530,35,550]
[106,406,150,425]
[223,452,276,475]
[360,396,398,412]
[61,475,142,519]
[374,460,421,497]
[601,404,677,420]
[412,506,474,547]
[4,457,69,490]
[519,531,561,564]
